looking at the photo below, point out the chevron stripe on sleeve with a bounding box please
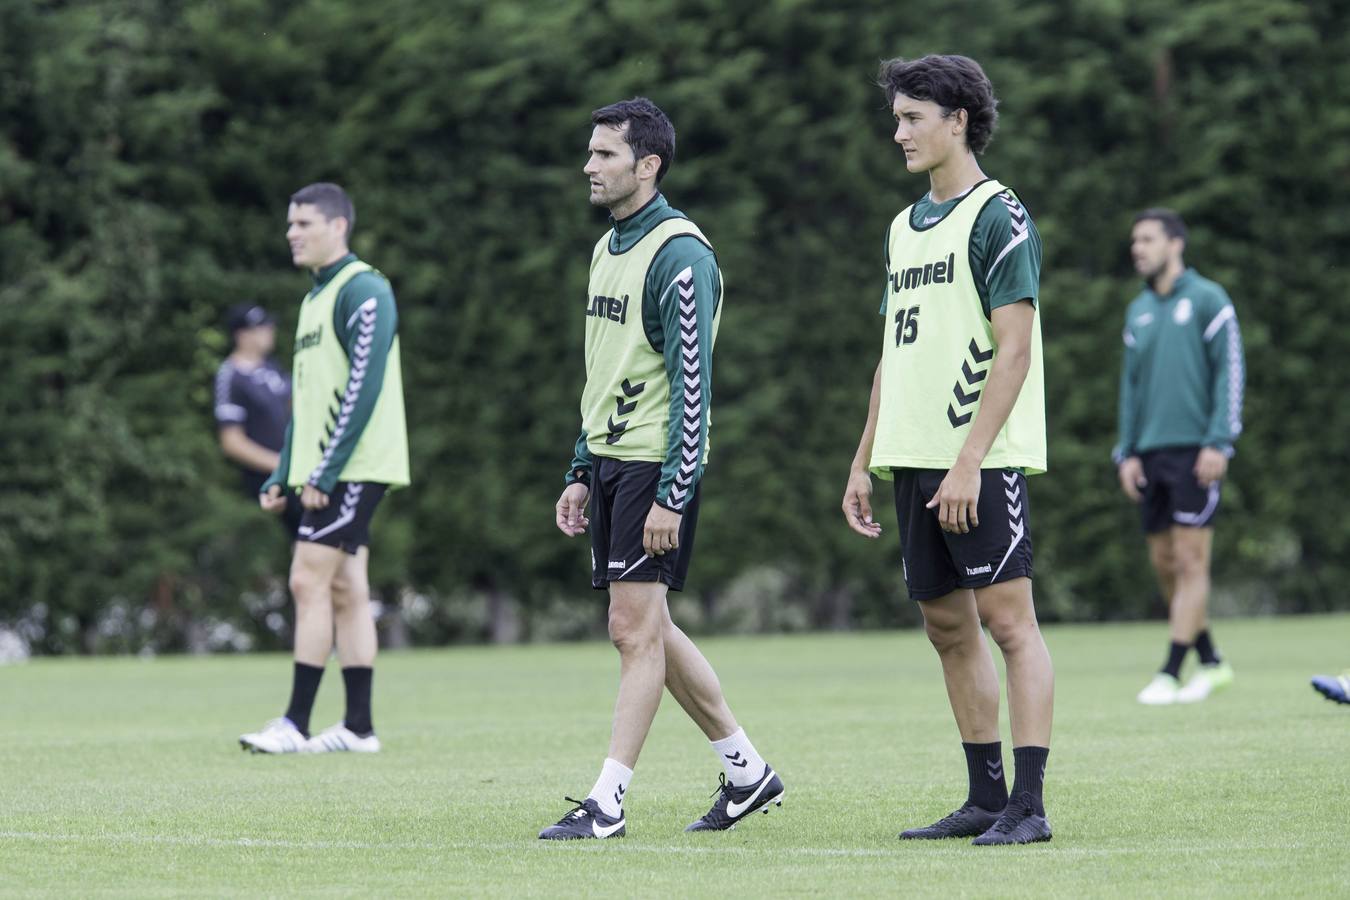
[986,191,1030,282]
[1202,303,1245,450]
[665,267,703,511]
[307,298,377,487]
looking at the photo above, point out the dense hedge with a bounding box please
[2,0,1347,652]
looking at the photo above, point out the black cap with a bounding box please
[226,304,275,333]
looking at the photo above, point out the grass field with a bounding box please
[3,615,1350,898]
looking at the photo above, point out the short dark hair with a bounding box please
[591,98,676,183]
[877,55,1000,154]
[290,182,355,241]
[1133,207,1188,244]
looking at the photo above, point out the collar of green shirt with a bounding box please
[1143,266,1198,300]
[311,252,360,289]
[609,193,675,252]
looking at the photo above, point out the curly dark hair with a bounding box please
[591,97,676,183]
[877,55,1000,154]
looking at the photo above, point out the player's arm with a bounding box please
[646,241,718,556]
[259,421,293,512]
[556,431,591,537]
[214,362,284,476]
[843,227,894,538]
[928,192,1040,533]
[219,426,280,474]
[566,430,593,488]
[929,301,1035,533]
[303,273,398,500]
[1197,290,1244,486]
[1114,314,1146,501]
[557,243,612,536]
[843,361,884,538]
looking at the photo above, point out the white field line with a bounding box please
[0,830,1315,860]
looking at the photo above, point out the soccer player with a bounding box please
[842,55,1053,845]
[239,182,410,754]
[214,303,303,537]
[539,98,783,840]
[1114,209,1243,706]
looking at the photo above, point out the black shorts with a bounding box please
[1140,447,1221,533]
[892,468,1034,601]
[589,457,701,592]
[296,481,388,555]
[279,492,304,539]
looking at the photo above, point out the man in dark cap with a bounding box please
[215,303,302,535]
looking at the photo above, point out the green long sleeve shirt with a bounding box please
[566,194,722,509]
[1114,267,1245,461]
[262,254,399,495]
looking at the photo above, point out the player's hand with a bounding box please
[643,503,682,557]
[300,484,330,511]
[259,485,287,515]
[1117,456,1146,502]
[1194,447,1228,488]
[842,468,882,538]
[555,483,590,536]
[927,461,981,534]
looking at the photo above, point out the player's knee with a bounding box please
[289,566,323,602]
[985,613,1036,652]
[329,571,353,607]
[608,609,660,656]
[923,614,976,654]
[1172,546,1208,578]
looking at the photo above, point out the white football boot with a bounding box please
[1177,661,1235,703]
[304,722,381,753]
[239,717,308,754]
[1136,673,1181,705]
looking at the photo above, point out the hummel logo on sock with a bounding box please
[614,784,625,807]
[725,751,749,768]
[987,759,1004,780]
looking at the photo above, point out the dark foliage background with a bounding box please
[2,0,1347,653]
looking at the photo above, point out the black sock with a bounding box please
[1011,746,1049,815]
[284,662,324,736]
[342,666,374,736]
[962,741,1009,811]
[1194,630,1221,665]
[1162,641,1189,678]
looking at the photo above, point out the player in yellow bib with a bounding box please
[240,183,409,756]
[842,56,1055,845]
[539,99,782,841]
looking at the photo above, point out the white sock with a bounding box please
[711,728,767,787]
[587,757,633,819]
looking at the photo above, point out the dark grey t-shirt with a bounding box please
[214,358,291,492]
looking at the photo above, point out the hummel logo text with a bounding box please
[607,560,627,570]
[890,252,957,292]
[965,564,993,576]
[295,326,323,352]
[587,293,630,324]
